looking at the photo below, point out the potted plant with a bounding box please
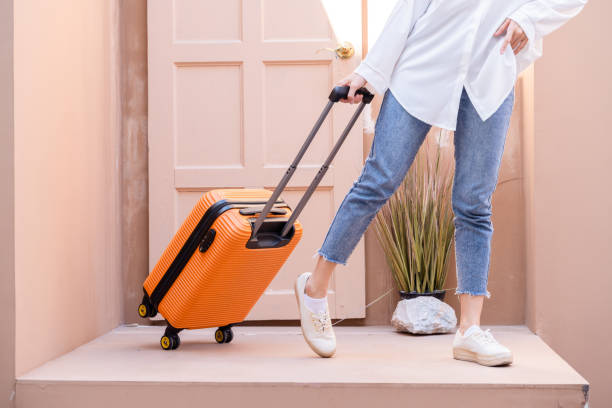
[374,131,455,302]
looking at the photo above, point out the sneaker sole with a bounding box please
[453,348,513,367]
[294,277,336,358]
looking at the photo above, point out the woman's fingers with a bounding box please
[347,84,359,104]
[350,87,363,104]
[510,33,528,53]
[511,37,521,50]
[337,77,356,103]
[514,38,524,53]
[336,73,367,103]
[496,18,528,54]
[498,18,528,55]
[342,84,355,104]
[493,19,510,36]
[335,75,351,103]
[500,30,512,54]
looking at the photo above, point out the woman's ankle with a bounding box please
[305,257,336,298]
[458,322,480,335]
[305,277,328,298]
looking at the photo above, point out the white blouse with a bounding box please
[354,0,588,131]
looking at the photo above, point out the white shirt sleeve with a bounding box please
[354,0,432,95]
[508,0,588,43]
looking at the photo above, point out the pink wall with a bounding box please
[527,1,612,406]
[1,0,16,404]
[13,0,122,376]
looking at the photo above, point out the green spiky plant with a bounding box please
[374,131,455,294]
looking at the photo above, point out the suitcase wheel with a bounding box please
[138,294,157,318]
[137,304,148,318]
[215,327,234,344]
[160,333,180,350]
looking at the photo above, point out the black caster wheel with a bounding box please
[215,327,234,344]
[137,303,148,318]
[160,333,180,350]
[138,294,158,318]
[224,328,234,343]
[215,328,225,344]
[170,334,180,350]
[148,304,158,318]
[160,335,173,350]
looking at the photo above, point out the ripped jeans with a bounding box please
[313,85,515,298]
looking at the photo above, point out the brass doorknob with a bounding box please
[317,41,355,59]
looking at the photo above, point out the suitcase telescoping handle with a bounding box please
[251,86,375,239]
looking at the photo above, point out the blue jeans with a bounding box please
[313,86,515,298]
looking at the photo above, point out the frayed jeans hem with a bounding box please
[312,249,347,266]
[454,289,491,299]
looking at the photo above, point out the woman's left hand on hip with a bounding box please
[494,18,528,55]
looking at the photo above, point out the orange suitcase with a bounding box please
[138,86,374,350]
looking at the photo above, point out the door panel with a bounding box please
[148,0,366,319]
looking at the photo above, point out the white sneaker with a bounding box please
[452,326,513,366]
[294,272,336,358]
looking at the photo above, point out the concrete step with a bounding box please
[16,325,589,408]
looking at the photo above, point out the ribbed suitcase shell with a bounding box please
[143,188,303,329]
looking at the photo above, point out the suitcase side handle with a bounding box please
[251,86,374,239]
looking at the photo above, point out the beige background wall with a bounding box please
[13,0,123,376]
[526,2,612,406]
[1,0,16,404]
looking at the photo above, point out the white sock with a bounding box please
[462,324,481,337]
[303,290,328,315]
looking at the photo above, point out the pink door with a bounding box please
[148,0,366,319]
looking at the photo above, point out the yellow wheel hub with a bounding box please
[161,336,171,349]
[138,304,147,317]
[215,330,224,343]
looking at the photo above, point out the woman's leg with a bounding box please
[306,89,432,298]
[452,85,515,334]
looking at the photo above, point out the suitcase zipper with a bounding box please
[149,199,286,308]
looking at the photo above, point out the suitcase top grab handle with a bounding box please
[329,86,375,103]
[250,86,375,240]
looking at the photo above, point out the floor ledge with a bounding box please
[16,325,589,408]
